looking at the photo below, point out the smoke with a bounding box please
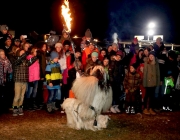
[107,0,141,41]
[107,0,173,42]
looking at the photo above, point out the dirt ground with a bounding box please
[0,109,180,140]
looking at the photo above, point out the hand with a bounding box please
[49,83,53,87]
[60,83,62,86]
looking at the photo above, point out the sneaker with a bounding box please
[52,102,59,111]
[125,106,130,114]
[110,106,117,113]
[18,107,24,115]
[149,108,156,115]
[114,105,121,113]
[130,106,135,114]
[13,109,19,116]
[47,103,53,113]
[143,108,150,115]
[166,106,172,112]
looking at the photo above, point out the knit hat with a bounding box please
[50,51,59,60]
[0,25,8,32]
[148,51,156,57]
[139,48,144,52]
[91,51,98,57]
[116,50,123,56]
[14,39,20,42]
[55,42,62,48]
[130,63,138,69]
[133,37,138,42]
[85,29,92,38]
[49,30,56,35]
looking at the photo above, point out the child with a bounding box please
[123,63,141,114]
[26,47,40,110]
[13,49,37,116]
[45,51,62,113]
[0,49,12,113]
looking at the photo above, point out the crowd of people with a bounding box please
[0,24,180,117]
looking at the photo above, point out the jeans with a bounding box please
[47,89,60,104]
[155,83,165,99]
[154,82,165,108]
[26,81,38,99]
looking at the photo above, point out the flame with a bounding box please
[61,0,72,33]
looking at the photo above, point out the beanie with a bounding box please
[116,50,123,56]
[55,42,62,48]
[148,51,156,57]
[91,51,98,57]
[50,51,59,60]
[131,63,138,69]
[85,29,92,38]
[133,37,138,42]
[0,25,8,32]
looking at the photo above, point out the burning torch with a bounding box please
[61,0,80,73]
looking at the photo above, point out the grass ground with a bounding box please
[0,110,180,140]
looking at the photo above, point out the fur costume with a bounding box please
[62,65,112,131]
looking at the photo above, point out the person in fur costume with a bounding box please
[62,65,112,131]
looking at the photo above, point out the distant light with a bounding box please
[147,30,154,35]
[148,22,155,28]
[94,39,98,42]
[73,35,78,38]
[45,40,47,42]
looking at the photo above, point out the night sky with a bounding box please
[1,0,179,44]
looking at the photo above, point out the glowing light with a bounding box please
[147,30,154,36]
[61,0,72,32]
[148,22,155,28]
[94,39,98,42]
[73,35,78,38]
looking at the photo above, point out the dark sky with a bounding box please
[1,0,179,44]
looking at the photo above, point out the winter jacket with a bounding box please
[143,59,160,87]
[123,72,141,93]
[26,55,40,82]
[45,61,62,89]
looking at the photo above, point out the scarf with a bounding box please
[0,57,12,85]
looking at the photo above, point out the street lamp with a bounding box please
[148,22,155,28]
[147,29,154,41]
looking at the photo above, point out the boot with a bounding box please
[125,106,130,114]
[114,105,121,113]
[32,98,38,110]
[143,108,150,115]
[47,103,53,113]
[149,108,156,115]
[12,106,19,116]
[130,106,135,114]
[52,102,59,111]
[18,105,24,115]
[110,105,117,113]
